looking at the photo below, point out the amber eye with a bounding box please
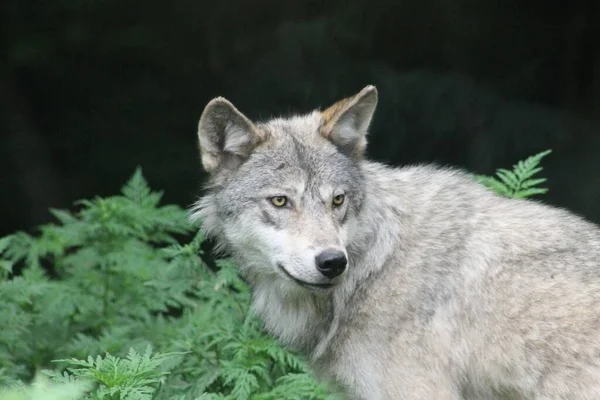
[270,196,288,207]
[332,194,345,207]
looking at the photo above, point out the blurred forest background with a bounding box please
[1,0,599,237]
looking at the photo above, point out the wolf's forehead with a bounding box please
[245,141,356,193]
[250,142,332,179]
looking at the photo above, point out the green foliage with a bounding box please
[0,374,91,400]
[45,346,184,400]
[475,150,552,199]
[0,152,552,399]
[0,167,340,400]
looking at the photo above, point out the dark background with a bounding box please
[1,0,599,237]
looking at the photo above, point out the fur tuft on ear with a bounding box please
[197,97,265,173]
[320,85,378,159]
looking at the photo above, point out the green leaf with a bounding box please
[49,209,78,225]
[121,166,164,208]
[520,178,547,189]
[495,168,519,190]
[0,236,12,256]
[512,188,549,199]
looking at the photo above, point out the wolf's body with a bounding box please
[191,86,600,399]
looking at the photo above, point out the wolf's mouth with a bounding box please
[277,263,334,290]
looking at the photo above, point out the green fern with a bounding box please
[475,149,552,199]
[44,346,185,400]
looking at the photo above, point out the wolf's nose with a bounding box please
[315,250,347,279]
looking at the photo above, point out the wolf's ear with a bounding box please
[320,85,378,159]
[197,97,265,173]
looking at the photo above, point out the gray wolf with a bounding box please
[190,86,600,399]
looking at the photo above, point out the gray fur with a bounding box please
[190,86,600,400]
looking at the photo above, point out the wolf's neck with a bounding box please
[249,279,333,353]
[249,162,409,357]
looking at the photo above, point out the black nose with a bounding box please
[315,250,347,279]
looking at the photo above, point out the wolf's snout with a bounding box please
[315,250,347,279]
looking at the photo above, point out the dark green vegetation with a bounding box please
[0,151,551,399]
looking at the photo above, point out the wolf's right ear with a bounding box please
[197,97,265,173]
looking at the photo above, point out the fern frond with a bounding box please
[121,167,163,208]
[49,346,185,400]
[475,149,552,199]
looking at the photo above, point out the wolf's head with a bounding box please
[191,86,378,293]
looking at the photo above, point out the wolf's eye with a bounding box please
[270,196,288,207]
[332,194,345,207]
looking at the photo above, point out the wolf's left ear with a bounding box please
[320,85,378,159]
[197,97,265,173]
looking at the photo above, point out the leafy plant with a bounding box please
[475,149,552,198]
[0,167,340,400]
[45,346,184,400]
[0,152,553,399]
